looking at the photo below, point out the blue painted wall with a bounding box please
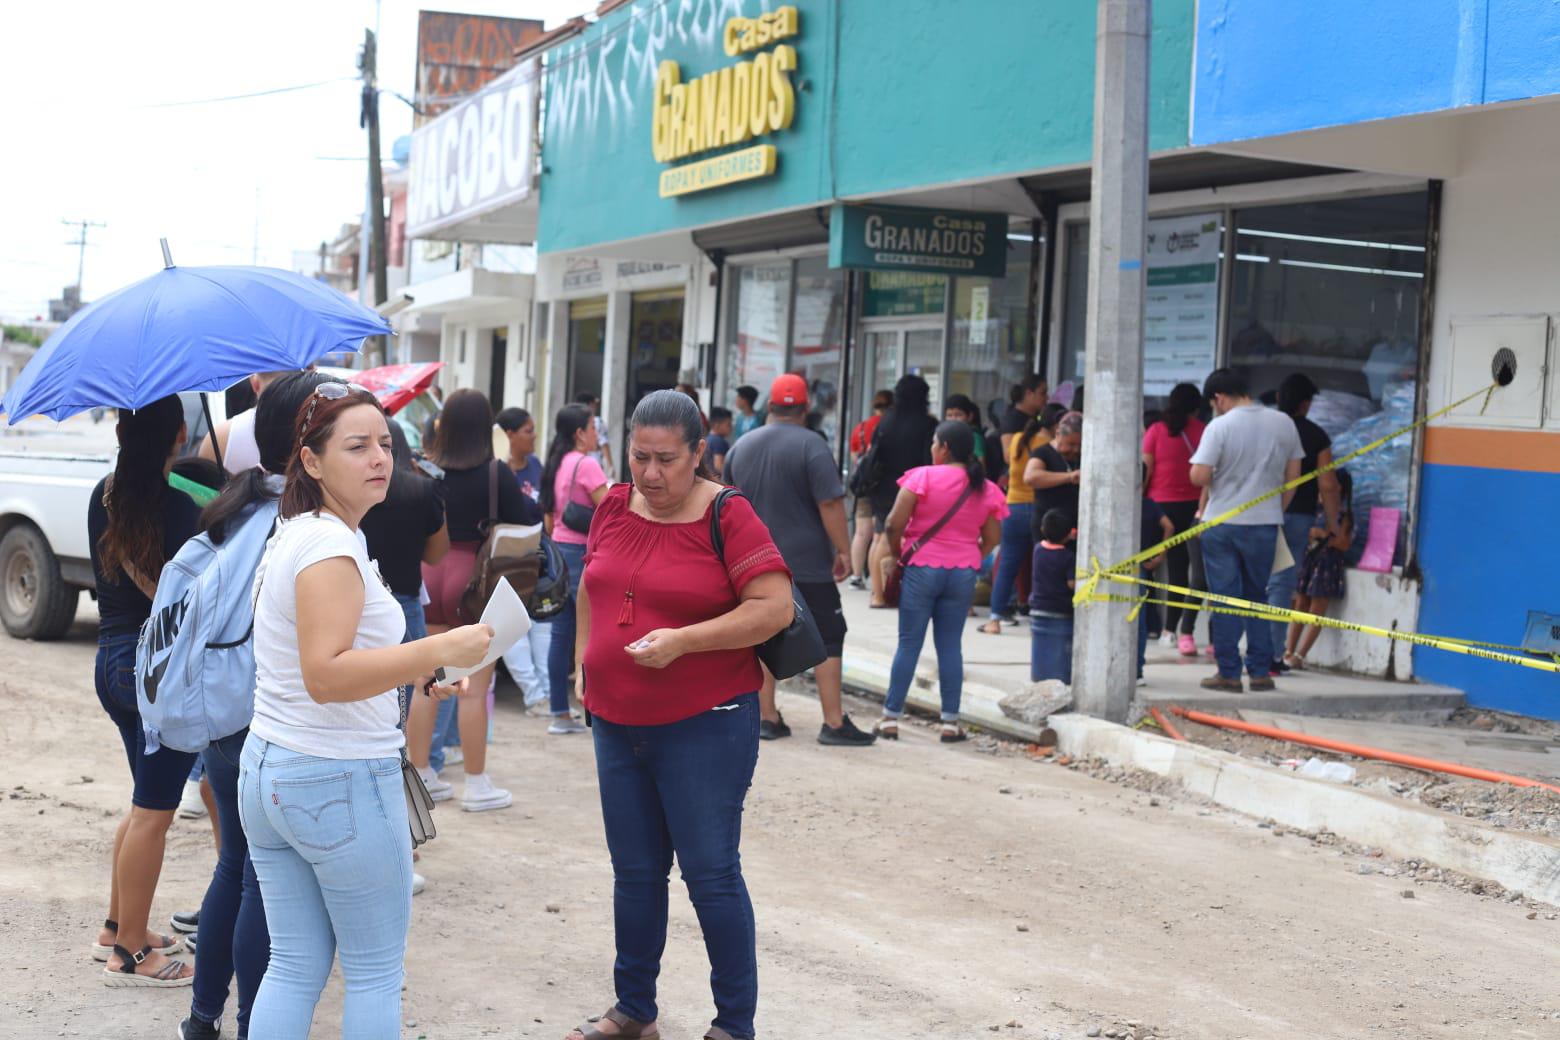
[1415,462,1560,718]
[539,0,1196,253]
[1193,0,1560,145]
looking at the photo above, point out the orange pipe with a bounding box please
[1169,705,1560,795]
[1148,706,1185,742]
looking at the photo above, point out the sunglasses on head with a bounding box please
[299,380,375,440]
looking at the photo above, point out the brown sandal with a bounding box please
[568,1007,659,1040]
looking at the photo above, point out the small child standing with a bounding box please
[1284,469,1354,668]
[1029,508,1078,683]
[706,406,734,480]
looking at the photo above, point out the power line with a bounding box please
[138,76,358,109]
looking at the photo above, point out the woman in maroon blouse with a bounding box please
[566,390,793,1040]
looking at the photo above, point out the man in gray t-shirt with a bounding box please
[1190,369,1303,691]
[724,374,875,747]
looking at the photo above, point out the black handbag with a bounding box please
[848,425,884,497]
[709,488,827,680]
[560,455,597,535]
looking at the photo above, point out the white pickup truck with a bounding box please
[0,395,224,639]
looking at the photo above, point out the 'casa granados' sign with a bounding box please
[652,6,800,198]
[829,203,1009,278]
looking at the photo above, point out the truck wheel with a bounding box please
[0,523,80,640]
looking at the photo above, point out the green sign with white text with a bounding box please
[829,203,1008,278]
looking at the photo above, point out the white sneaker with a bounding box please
[177,778,207,819]
[417,767,454,803]
[441,747,464,768]
[411,873,426,896]
[461,773,513,812]
[548,716,586,735]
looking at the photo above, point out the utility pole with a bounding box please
[63,218,107,291]
[1073,0,1150,723]
[359,27,389,366]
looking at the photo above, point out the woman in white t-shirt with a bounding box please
[239,382,491,1037]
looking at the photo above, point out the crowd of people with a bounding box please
[84,357,1353,1038]
[832,366,1355,697]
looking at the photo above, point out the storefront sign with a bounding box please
[862,272,946,317]
[968,285,991,346]
[1143,212,1220,395]
[829,204,1008,278]
[407,60,538,239]
[652,6,799,198]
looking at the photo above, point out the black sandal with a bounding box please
[940,723,969,744]
[568,1007,660,1040]
[91,918,182,962]
[103,943,192,988]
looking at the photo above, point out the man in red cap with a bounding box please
[724,374,876,746]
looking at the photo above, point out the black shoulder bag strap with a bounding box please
[709,487,743,565]
[901,477,977,566]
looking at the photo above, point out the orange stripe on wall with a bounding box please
[1423,427,1560,473]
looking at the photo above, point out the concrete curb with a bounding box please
[841,648,1043,742]
[1049,714,1560,905]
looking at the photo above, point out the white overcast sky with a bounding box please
[0,0,586,322]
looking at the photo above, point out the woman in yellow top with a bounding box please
[982,402,1067,633]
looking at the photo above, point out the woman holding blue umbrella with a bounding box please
[88,394,199,986]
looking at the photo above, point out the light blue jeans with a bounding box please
[884,564,978,721]
[1266,512,1316,658]
[503,620,554,707]
[238,734,411,1039]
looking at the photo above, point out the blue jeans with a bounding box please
[94,632,197,811]
[1029,615,1074,683]
[989,503,1033,620]
[239,735,411,1039]
[1201,524,1279,680]
[592,694,760,1039]
[547,540,588,717]
[191,729,270,1038]
[503,620,554,706]
[1266,512,1315,659]
[885,565,978,721]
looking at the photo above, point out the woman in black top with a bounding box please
[1024,410,1083,541]
[86,394,199,985]
[867,374,938,607]
[411,389,540,813]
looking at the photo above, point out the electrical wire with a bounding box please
[138,76,359,109]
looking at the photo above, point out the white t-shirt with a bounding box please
[1190,404,1304,526]
[250,513,407,759]
[223,409,261,474]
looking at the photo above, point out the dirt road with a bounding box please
[2,611,1556,1039]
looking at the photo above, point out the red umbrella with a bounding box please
[353,362,443,415]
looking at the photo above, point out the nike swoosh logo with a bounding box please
[143,655,170,705]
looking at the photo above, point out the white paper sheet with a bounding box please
[438,577,532,683]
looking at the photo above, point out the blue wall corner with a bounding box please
[1415,463,1560,719]
[1192,0,1560,146]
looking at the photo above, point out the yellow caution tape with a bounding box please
[1074,381,1500,608]
[1089,571,1560,674]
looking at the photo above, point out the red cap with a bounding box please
[770,373,809,407]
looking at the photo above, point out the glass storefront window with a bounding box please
[1228,191,1428,565]
[627,289,685,416]
[947,236,1035,430]
[567,296,607,403]
[1058,221,1091,394]
[790,256,846,447]
[725,261,791,408]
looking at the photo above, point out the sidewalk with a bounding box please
[837,583,1465,738]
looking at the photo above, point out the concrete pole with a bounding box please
[1074,0,1150,723]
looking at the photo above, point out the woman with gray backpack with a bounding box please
[87,393,200,988]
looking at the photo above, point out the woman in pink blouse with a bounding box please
[877,422,1007,743]
[1141,382,1208,656]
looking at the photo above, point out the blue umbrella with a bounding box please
[1,244,393,425]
